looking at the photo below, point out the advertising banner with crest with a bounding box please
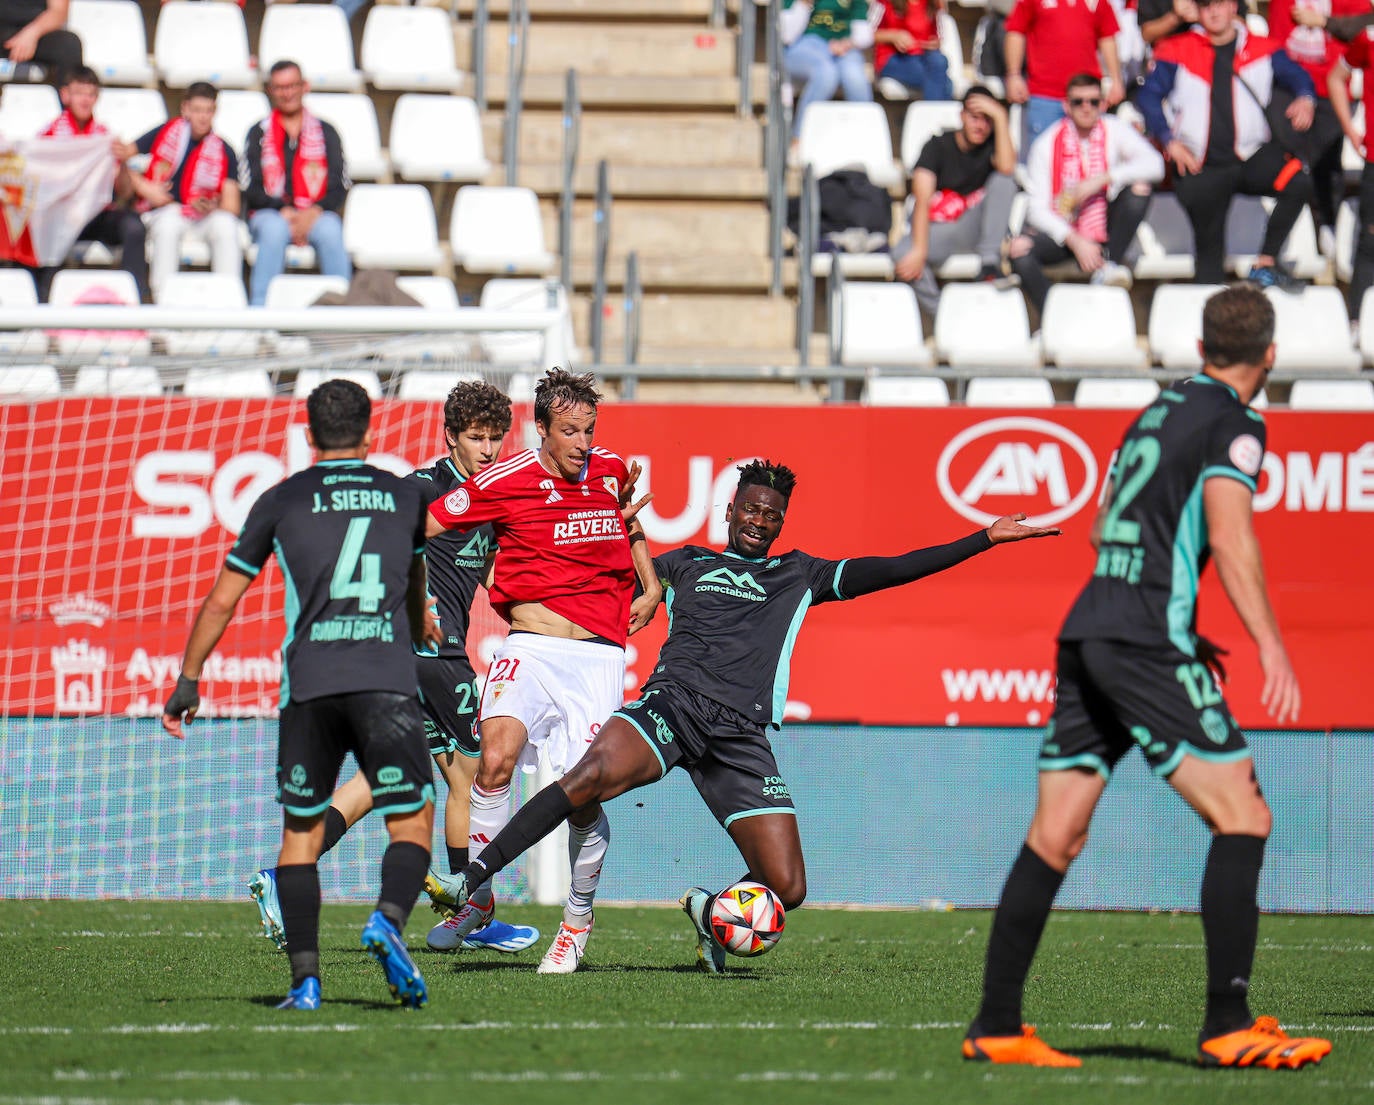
[0,134,117,266]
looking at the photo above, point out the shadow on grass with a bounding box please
[1072,1044,1193,1066]
[246,994,404,1010]
[434,959,765,978]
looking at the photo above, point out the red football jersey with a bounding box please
[429,446,635,645]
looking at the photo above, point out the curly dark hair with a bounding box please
[533,367,602,428]
[735,459,797,502]
[306,379,370,450]
[444,379,512,439]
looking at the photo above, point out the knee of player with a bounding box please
[475,753,517,790]
[560,755,613,806]
[770,872,806,912]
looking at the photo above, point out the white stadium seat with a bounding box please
[154,2,256,88]
[450,186,556,275]
[211,89,269,158]
[390,95,492,182]
[0,269,47,357]
[836,281,932,368]
[934,283,1040,369]
[0,364,60,399]
[1041,285,1147,369]
[1287,379,1374,410]
[478,278,573,367]
[863,373,949,406]
[71,365,164,396]
[68,0,155,86]
[798,101,904,188]
[361,6,464,91]
[154,273,257,356]
[182,366,275,398]
[94,87,168,144]
[1147,283,1223,369]
[1131,193,1196,281]
[343,184,446,271]
[1266,286,1360,373]
[0,84,60,138]
[1335,197,1356,286]
[1073,378,1161,409]
[293,368,383,398]
[964,376,1055,407]
[899,100,962,169]
[1360,287,1374,365]
[396,370,480,400]
[258,5,364,92]
[264,274,351,309]
[396,276,461,311]
[303,93,388,181]
[1224,196,1324,280]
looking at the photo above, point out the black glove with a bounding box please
[163,674,201,725]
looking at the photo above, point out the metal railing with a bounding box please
[711,0,728,27]
[589,160,613,364]
[764,0,786,296]
[502,0,531,185]
[737,0,757,120]
[559,68,581,296]
[620,251,643,399]
[472,0,489,110]
[796,163,818,367]
[826,256,847,400]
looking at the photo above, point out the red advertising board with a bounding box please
[3,399,1370,727]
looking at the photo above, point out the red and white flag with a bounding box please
[0,134,117,267]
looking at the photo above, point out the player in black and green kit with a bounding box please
[404,458,1057,971]
[245,382,537,956]
[163,380,438,1011]
[964,286,1331,1070]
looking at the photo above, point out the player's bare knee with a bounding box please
[475,754,516,791]
[560,757,609,808]
[767,872,806,911]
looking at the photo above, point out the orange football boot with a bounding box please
[962,1025,1083,1067]
[1198,1016,1332,1069]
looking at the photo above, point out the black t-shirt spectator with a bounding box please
[1137,0,1248,40]
[1206,40,1239,167]
[134,127,241,200]
[240,118,348,214]
[0,0,48,24]
[914,130,997,196]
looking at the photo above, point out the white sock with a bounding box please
[468,782,510,901]
[564,808,609,926]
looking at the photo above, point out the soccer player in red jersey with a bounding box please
[423,367,660,972]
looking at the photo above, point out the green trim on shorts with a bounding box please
[282,797,334,818]
[1038,753,1111,781]
[374,783,437,818]
[1154,744,1252,778]
[617,711,667,778]
[454,745,481,760]
[723,806,797,828]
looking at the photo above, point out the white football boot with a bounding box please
[536,915,594,974]
[680,887,726,974]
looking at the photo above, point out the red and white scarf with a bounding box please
[259,109,328,209]
[929,187,986,224]
[40,110,107,138]
[1051,119,1109,243]
[140,118,228,219]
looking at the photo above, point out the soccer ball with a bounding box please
[710,880,785,957]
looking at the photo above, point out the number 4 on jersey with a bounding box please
[331,517,386,613]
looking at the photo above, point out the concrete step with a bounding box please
[566,253,797,292]
[481,23,739,79]
[571,291,796,351]
[488,111,763,170]
[453,0,718,20]
[515,161,767,200]
[487,72,763,109]
[547,197,768,257]
[617,377,827,405]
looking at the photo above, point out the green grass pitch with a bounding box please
[2,901,1369,1105]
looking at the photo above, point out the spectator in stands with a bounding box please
[875,0,953,101]
[0,0,80,85]
[1137,0,1316,287]
[1004,0,1125,156]
[241,59,350,307]
[34,66,147,302]
[1327,31,1374,313]
[1268,0,1374,259]
[1009,73,1163,316]
[115,82,242,301]
[782,0,877,140]
[895,84,1018,315]
[1138,0,1249,47]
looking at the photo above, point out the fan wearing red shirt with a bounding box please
[1004,0,1124,156]
[875,0,954,101]
[1328,25,1374,314]
[424,367,661,975]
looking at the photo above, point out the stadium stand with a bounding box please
[153,2,257,89]
[934,283,1040,370]
[67,0,156,87]
[302,93,389,181]
[1287,378,1374,410]
[836,281,933,369]
[390,94,492,183]
[360,5,465,91]
[94,87,169,144]
[258,4,365,93]
[343,184,448,273]
[964,375,1055,406]
[69,364,164,396]
[1040,285,1148,370]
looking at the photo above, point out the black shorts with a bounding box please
[417,655,480,758]
[278,691,434,817]
[1043,639,1250,779]
[614,680,796,828]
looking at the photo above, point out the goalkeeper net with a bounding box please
[1,302,572,904]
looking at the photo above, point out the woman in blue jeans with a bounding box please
[782,0,876,134]
[875,0,954,101]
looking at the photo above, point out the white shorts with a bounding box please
[479,632,626,776]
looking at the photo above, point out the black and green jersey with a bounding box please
[784,0,870,40]
[1059,373,1267,655]
[227,459,428,706]
[406,458,496,661]
[649,546,847,727]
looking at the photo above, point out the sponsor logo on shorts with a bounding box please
[695,567,767,602]
[1199,707,1230,745]
[1228,434,1263,477]
[645,708,675,745]
[377,766,404,785]
[283,763,313,799]
[762,775,790,799]
[443,488,470,515]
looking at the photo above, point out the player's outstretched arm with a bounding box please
[408,553,442,652]
[161,567,253,739]
[626,515,663,634]
[1204,477,1300,724]
[838,514,1061,599]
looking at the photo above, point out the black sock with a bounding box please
[446,845,468,874]
[462,782,574,888]
[276,863,321,987]
[973,844,1065,1037]
[1200,833,1266,1038]
[377,840,430,930]
[318,807,348,858]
